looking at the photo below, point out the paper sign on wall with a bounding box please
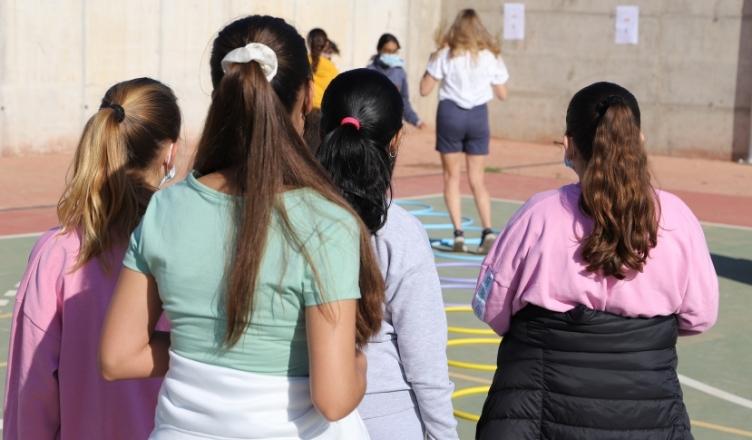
[615,5,639,45]
[503,3,525,41]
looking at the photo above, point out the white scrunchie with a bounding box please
[220,42,278,81]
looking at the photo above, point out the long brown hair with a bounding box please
[436,9,500,57]
[57,78,180,268]
[566,82,659,279]
[194,15,383,347]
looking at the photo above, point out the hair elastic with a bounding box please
[220,42,278,81]
[100,100,125,123]
[340,116,361,130]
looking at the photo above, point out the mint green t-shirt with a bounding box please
[123,172,361,376]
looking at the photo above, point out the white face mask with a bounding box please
[159,144,176,187]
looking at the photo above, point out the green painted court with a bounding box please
[0,195,750,439]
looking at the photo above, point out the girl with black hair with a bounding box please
[317,68,458,440]
[473,82,718,439]
[366,33,424,128]
[100,16,383,439]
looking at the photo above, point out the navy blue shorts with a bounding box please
[436,99,490,155]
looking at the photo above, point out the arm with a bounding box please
[493,83,508,101]
[473,209,532,336]
[420,72,439,97]
[677,215,719,335]
[99,268,170,380]
[400,72,423,127]
[388,225,458,439]
[4,235,62,440]
[307,300,366,421]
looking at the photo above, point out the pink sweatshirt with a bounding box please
[4,228,162,440]
[473,184,719,336]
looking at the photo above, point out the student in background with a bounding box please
[473,82,718,439]
[367,33,425,129]
[420,9,509,254]
[323,39,340,60]
[317,68,458,440]
[99,16,383,439]
[4,78,181,440]
[308,27,339,109]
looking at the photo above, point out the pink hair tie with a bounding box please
[340,116,361,131]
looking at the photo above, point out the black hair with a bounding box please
[307,28,328,73]
[317,69,404,233]
[376,33,401,52]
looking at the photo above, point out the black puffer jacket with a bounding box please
[476,305,692,440]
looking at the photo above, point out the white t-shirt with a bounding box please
[425,47,509,109]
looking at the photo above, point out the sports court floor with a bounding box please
[0,194,750,439]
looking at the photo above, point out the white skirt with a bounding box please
[149,351,370,440]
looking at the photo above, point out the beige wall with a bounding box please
[442,0,752,159]
[0,0,440,156]
[1,0,749,159]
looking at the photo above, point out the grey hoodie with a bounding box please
[358,204,459,440]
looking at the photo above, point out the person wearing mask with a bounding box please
[99,16,384,439]
[4,78,181,440]
[473,82,719,439]
[367,33,425,129]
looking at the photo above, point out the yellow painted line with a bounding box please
[0,312,12,319]
[449,371,492,385]
[692,420,752,438]
[0,362,6,368]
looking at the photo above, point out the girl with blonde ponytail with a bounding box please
[4,77,181,440]
[473,82,718,439]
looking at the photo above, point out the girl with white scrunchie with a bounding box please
[99,15,384,439]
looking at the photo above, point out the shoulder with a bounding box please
[379,204,426,238]
[319,57,339,75]
[285,190,359,238]
[655,189,701,230]
[30,227,80,261]
[520,185,577,218]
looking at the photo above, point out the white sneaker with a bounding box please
[453,235,467,252]
[478,233,497,254]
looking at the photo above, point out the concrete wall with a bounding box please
[1,0,749,160]
[441,0,752,159]
[0,0,440,155]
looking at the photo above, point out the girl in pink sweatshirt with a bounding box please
[4,78,181,440]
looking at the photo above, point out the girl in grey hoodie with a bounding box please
[316,68,458,440]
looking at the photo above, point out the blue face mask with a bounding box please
[379,53,404,68]
[564,156,575,170]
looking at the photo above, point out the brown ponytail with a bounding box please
[566,83,659,279]
[57,78,180,269]
[196,16,383,348]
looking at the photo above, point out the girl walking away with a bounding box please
[420,8,509,254]
[317,68,458,440]
[367,33,425,129]
[473,82,719,440]
[4,78,181,440]
[99,16,384,439]
[308,27,339,109]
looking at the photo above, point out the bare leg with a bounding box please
[441,153,464,231]
[466,154,492,229]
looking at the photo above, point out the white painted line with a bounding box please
[14,282,19,288]
[0,299,8,307]
[3,290,16,297]
[0,232,43,240]
[679,374,752,410]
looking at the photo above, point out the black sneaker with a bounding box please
[478,229,497,254]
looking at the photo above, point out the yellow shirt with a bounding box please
[310,56,339,108]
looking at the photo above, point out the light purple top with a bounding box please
[4,228,163,440]
[473,184,719,336]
